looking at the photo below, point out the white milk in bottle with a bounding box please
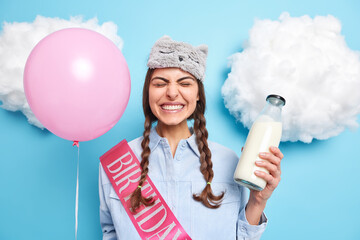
[234,94,285,191]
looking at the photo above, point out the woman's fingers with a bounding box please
[269,146,284,160]
[254,170,278,188]
[255,146,284,186]
[258,151,281,169]
[255,159,280,177]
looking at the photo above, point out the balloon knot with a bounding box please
[73,141,79,147]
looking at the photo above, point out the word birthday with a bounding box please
[100,140,191,240]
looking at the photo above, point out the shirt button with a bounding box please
[241,227,246,232]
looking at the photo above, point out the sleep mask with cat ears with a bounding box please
[147,35,208,82]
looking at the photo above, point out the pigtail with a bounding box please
[192,82,224,208]
[130,69,156,213]
[129,116,155,212]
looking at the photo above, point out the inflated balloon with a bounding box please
[24,28,130,141]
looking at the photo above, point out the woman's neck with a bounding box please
[156,120,191,157]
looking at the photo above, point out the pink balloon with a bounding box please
[24,28,131,142]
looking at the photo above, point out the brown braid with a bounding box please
[191,81,224,208]
[129,69,157,212]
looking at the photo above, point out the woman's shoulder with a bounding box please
[207,140,240,179]
[128,136,143,158]
[99,136,143,184]
[208,140,239,159]
[128,135,143,148]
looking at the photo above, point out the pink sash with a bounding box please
[100,139,191,240]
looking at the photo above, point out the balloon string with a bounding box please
[73,141,80,240]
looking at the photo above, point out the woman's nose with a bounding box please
[166,84,179,99]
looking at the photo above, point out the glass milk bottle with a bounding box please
[234,94,285,191]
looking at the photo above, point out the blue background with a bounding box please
[1,0,359,239]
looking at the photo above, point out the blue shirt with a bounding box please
[99,128,267,240]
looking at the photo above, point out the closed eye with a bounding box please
[188,55,199,64]
[154,83,166,87]
[159,50,174,54]
[151,77,168,87]
[178,77,195,86]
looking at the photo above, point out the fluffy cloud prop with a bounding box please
[0,15,123,128]
[222,12,360,143]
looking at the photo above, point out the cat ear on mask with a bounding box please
[159,35,172,41]
[197,44,208,56]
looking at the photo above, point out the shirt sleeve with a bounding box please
[99,163,117,240]
[237,186,268,240]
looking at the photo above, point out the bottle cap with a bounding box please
[266,94,286,106]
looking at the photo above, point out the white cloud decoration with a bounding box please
[222,12,360,143]
[0,15,123,128]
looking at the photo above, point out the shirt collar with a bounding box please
[148,127,200,158]
[186,128,200,158]
[149,127,162,152]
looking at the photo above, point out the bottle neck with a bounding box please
[258,102,283,122]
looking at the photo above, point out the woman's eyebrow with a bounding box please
[177,76,195,82]
[151,76,195,82]
[151,77,169,82]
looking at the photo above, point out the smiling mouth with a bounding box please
[161,104,184,110]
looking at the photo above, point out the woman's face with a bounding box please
[149,68,199,127]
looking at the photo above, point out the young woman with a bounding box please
[99,36,283,240]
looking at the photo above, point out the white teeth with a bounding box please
[162,105,184,110]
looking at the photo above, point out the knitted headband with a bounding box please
[147,35,208,82]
